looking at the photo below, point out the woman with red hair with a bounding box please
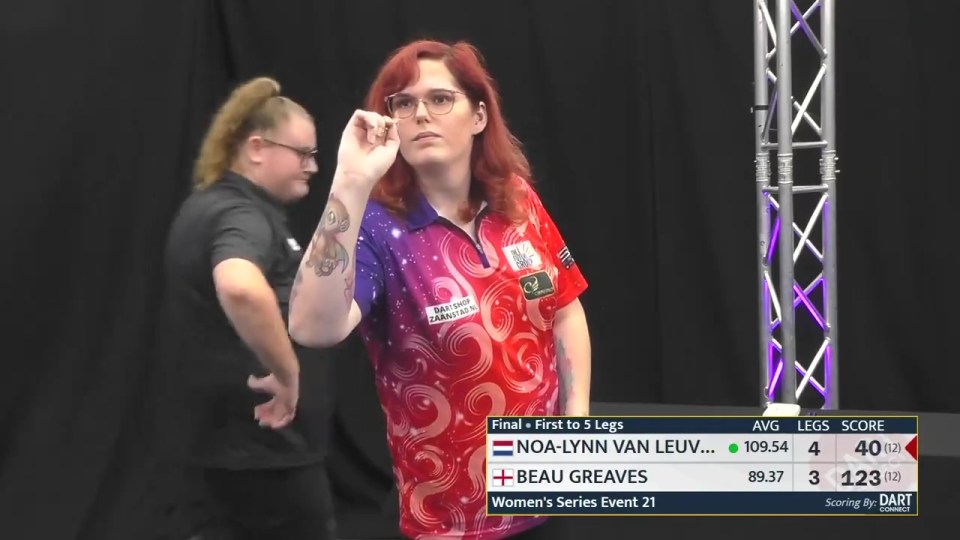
[290,39,591,539]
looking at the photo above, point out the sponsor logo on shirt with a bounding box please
[557,245,575,269]
[519,271,555,300]
[287,238,302,251]
[425,296,480,325]
[503,240,542,271]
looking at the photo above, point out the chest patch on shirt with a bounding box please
[519,271,555,300]
[286,238,302,251]
[503,240,542,271]
[425,296,480,325]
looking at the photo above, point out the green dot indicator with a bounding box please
[728,443,740,454]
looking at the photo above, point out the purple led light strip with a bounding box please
[765,205,832,403]
[766,356,828,399]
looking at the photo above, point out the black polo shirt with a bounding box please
[162,171,333,470]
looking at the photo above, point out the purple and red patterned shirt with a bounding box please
[353,180,587,539]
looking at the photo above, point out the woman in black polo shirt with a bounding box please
[163,77,335,540]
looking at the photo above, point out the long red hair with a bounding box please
[363,40,532,224]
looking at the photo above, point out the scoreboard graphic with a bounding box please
[485,416,918,516]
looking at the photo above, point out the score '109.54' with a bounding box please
[742,440,789,453]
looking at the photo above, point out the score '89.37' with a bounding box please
[748,470,786,483]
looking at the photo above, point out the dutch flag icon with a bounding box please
[492,440,514,456]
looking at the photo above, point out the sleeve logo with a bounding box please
[557,246,575,269]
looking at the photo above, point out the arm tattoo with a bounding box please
[556,338,574,407]
[306,193,351,277]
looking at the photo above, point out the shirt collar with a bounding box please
[221,170,285,212]
[405,190,440,231]
[404,190,490,231]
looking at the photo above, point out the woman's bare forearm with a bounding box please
[288,171,372,346]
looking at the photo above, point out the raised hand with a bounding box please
[336,109,400,186]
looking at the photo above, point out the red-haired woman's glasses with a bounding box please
[262,138,317,167]
[385,89,466,119]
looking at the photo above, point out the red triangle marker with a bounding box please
[904,435,918,460]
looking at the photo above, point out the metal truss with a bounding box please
[753,0,839,409]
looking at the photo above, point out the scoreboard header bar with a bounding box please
[487,416,918,434]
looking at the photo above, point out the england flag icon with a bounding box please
[491,468,515,487]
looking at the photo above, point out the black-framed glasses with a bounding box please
[384,89,467,119]
[262,138,317,167]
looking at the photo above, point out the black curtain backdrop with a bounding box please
[2,1,958,539]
